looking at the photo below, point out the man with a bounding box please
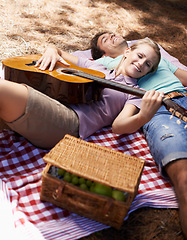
[36,32,187,238]
[90,32,128,59]
[71,32,129,62]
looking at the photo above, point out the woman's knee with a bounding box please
[0,80,28,122]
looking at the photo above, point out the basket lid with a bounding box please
[43,134,145,192]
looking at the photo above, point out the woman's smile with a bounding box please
[133,63,141,72]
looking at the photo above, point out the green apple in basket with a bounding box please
[78,177,86,185]
[92,183,113,197]
[112,190,125,201]
[63,172,72,182]
[57,168,66,176]
[71,175,79,185]
[80,183,89,191]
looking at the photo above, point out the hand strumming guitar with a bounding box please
[35,45,78,71]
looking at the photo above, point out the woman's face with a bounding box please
[121,44,158,78]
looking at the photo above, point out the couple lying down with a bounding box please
[1,33,187,238]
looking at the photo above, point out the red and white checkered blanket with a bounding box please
[0,127,178,240]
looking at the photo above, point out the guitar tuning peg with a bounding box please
[170,110,175,120]
[177,115,183,125]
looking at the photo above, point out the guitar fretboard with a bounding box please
[64,68,146,98]
[62,68,187,124]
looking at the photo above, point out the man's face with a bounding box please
[97,33,127,58]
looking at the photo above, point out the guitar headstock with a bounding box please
[163,97,187,127]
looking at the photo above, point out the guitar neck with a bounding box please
[64,68,187,123]
[71,69,146,98]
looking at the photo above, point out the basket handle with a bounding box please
[52,182,66,200]
[102,198,113,217]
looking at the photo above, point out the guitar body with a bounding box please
[2,55,105,104]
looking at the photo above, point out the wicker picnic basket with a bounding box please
[40,134,145,229]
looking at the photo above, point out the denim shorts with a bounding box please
[6,85,79,149]
[143,96,187,175]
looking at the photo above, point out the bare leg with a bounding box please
[0,80,28,123]
[165,159,187,239]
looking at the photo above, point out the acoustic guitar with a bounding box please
[2,55,105,104]
[2,55,187,124]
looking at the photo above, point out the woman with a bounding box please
[0,39,163,149]
[82,37,187,238]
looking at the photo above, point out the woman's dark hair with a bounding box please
[90,32,107,60]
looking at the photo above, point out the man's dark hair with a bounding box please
[90,32,107,60]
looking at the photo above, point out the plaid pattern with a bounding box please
[0,128,177,240]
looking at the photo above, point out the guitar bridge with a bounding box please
[25,60,37,66]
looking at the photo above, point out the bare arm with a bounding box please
[35,45,78,71]
[174,68,187,86]
[112,90,163,134]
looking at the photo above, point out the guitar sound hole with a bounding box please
[56,68,75,76]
